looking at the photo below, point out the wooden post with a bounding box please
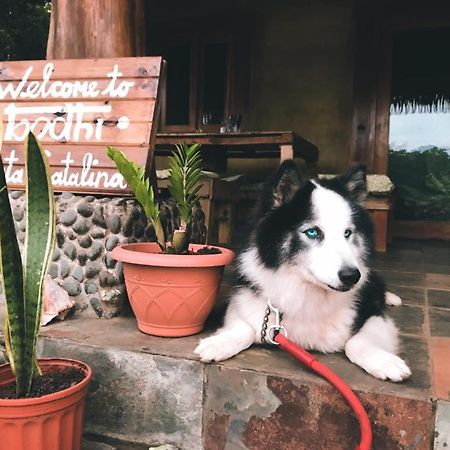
[46,0,146,59]
[280,144,294,162]
[46,0,157,188]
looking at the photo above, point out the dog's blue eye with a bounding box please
[305,228,319,239]
[344,229,352,238]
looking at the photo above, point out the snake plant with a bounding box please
[0,131,55,397]
[107,143,202,253]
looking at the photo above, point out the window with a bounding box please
[165,44,192,126]
[200,42,229,126]
[149,18,249,132]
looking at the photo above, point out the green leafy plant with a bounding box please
[0,131,56,397]
[388,147,450,220]
[107,143,202,254]
[0,0,51,61]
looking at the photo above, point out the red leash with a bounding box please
[274,332,372,450]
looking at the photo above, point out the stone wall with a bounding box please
[7,191,207,319]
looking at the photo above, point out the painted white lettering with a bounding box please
[115,80,135,97]
[108,172,127,189]
[33,116,53,141]
[52,171,63,185]
[36,63,54,98]
[101,64,135,98]
[25,80,40,97]
[4,149,19,181]
[5,118,30,141]
[3,63,134,101]
[10,169,23,184]
[80,153,96,187]
[61,152,74,186]
[101,64,122,96]
[67,172,79,186]
[4,103,112,142]
[3,149,127,191]
[1,66,32,100]
[94,118,104,140]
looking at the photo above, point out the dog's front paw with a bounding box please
[195,329,255,362]
[363,351,411,382]
[194,335,238,362]
[385,291,402,306]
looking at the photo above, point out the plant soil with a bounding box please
[166,245,222,255]
[0,367,85,399]
[191,246,222,255]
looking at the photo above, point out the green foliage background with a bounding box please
[388,147,450,221]
[0,0,50,60]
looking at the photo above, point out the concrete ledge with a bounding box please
[435,401,450,449]
[34,313,436,450]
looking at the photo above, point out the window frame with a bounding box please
[149,17,250,133]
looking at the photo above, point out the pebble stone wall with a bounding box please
[7,191,207,319]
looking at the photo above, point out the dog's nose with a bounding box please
[338,267,361,287]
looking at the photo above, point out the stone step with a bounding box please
[34,312,438,450]
[82,436,178,450]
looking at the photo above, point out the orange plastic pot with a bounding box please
[0,358,92,450]
[112,242,235,337]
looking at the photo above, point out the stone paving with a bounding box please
[373,239,450,403]
[372,239,450,450]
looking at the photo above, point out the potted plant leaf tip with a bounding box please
[107,143,235,337]
[0,131,92,450]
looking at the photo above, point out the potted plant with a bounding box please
[107,144,235,337]
[0,132,92,450]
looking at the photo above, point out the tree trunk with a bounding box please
[46,0,146,59]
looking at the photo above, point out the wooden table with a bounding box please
[155,131,319,173]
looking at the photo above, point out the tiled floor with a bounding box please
[216,237,450,401]
[373,239,450,400]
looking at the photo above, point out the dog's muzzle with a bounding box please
[338,267,361,289]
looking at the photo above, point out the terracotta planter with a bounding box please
[112,242,235,337]
[0,358,92,450]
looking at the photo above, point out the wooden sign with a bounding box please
[0,57,164,194]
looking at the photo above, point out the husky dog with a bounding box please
[195,161,411,382]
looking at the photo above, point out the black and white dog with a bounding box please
[195,161,411,382]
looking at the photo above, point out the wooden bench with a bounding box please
[366,195,392,252]
[364,174,394,252]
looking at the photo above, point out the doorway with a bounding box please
[388,27,450,238]
[350,3,450,240]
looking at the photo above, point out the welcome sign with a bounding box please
[0,57,163,194]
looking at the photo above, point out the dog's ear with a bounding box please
[258,160,304,213]
[338,164,367,203]
[272,160,304,206]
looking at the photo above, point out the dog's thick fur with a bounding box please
[195,161,411,382]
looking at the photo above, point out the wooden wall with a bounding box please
[148,0,355,175]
